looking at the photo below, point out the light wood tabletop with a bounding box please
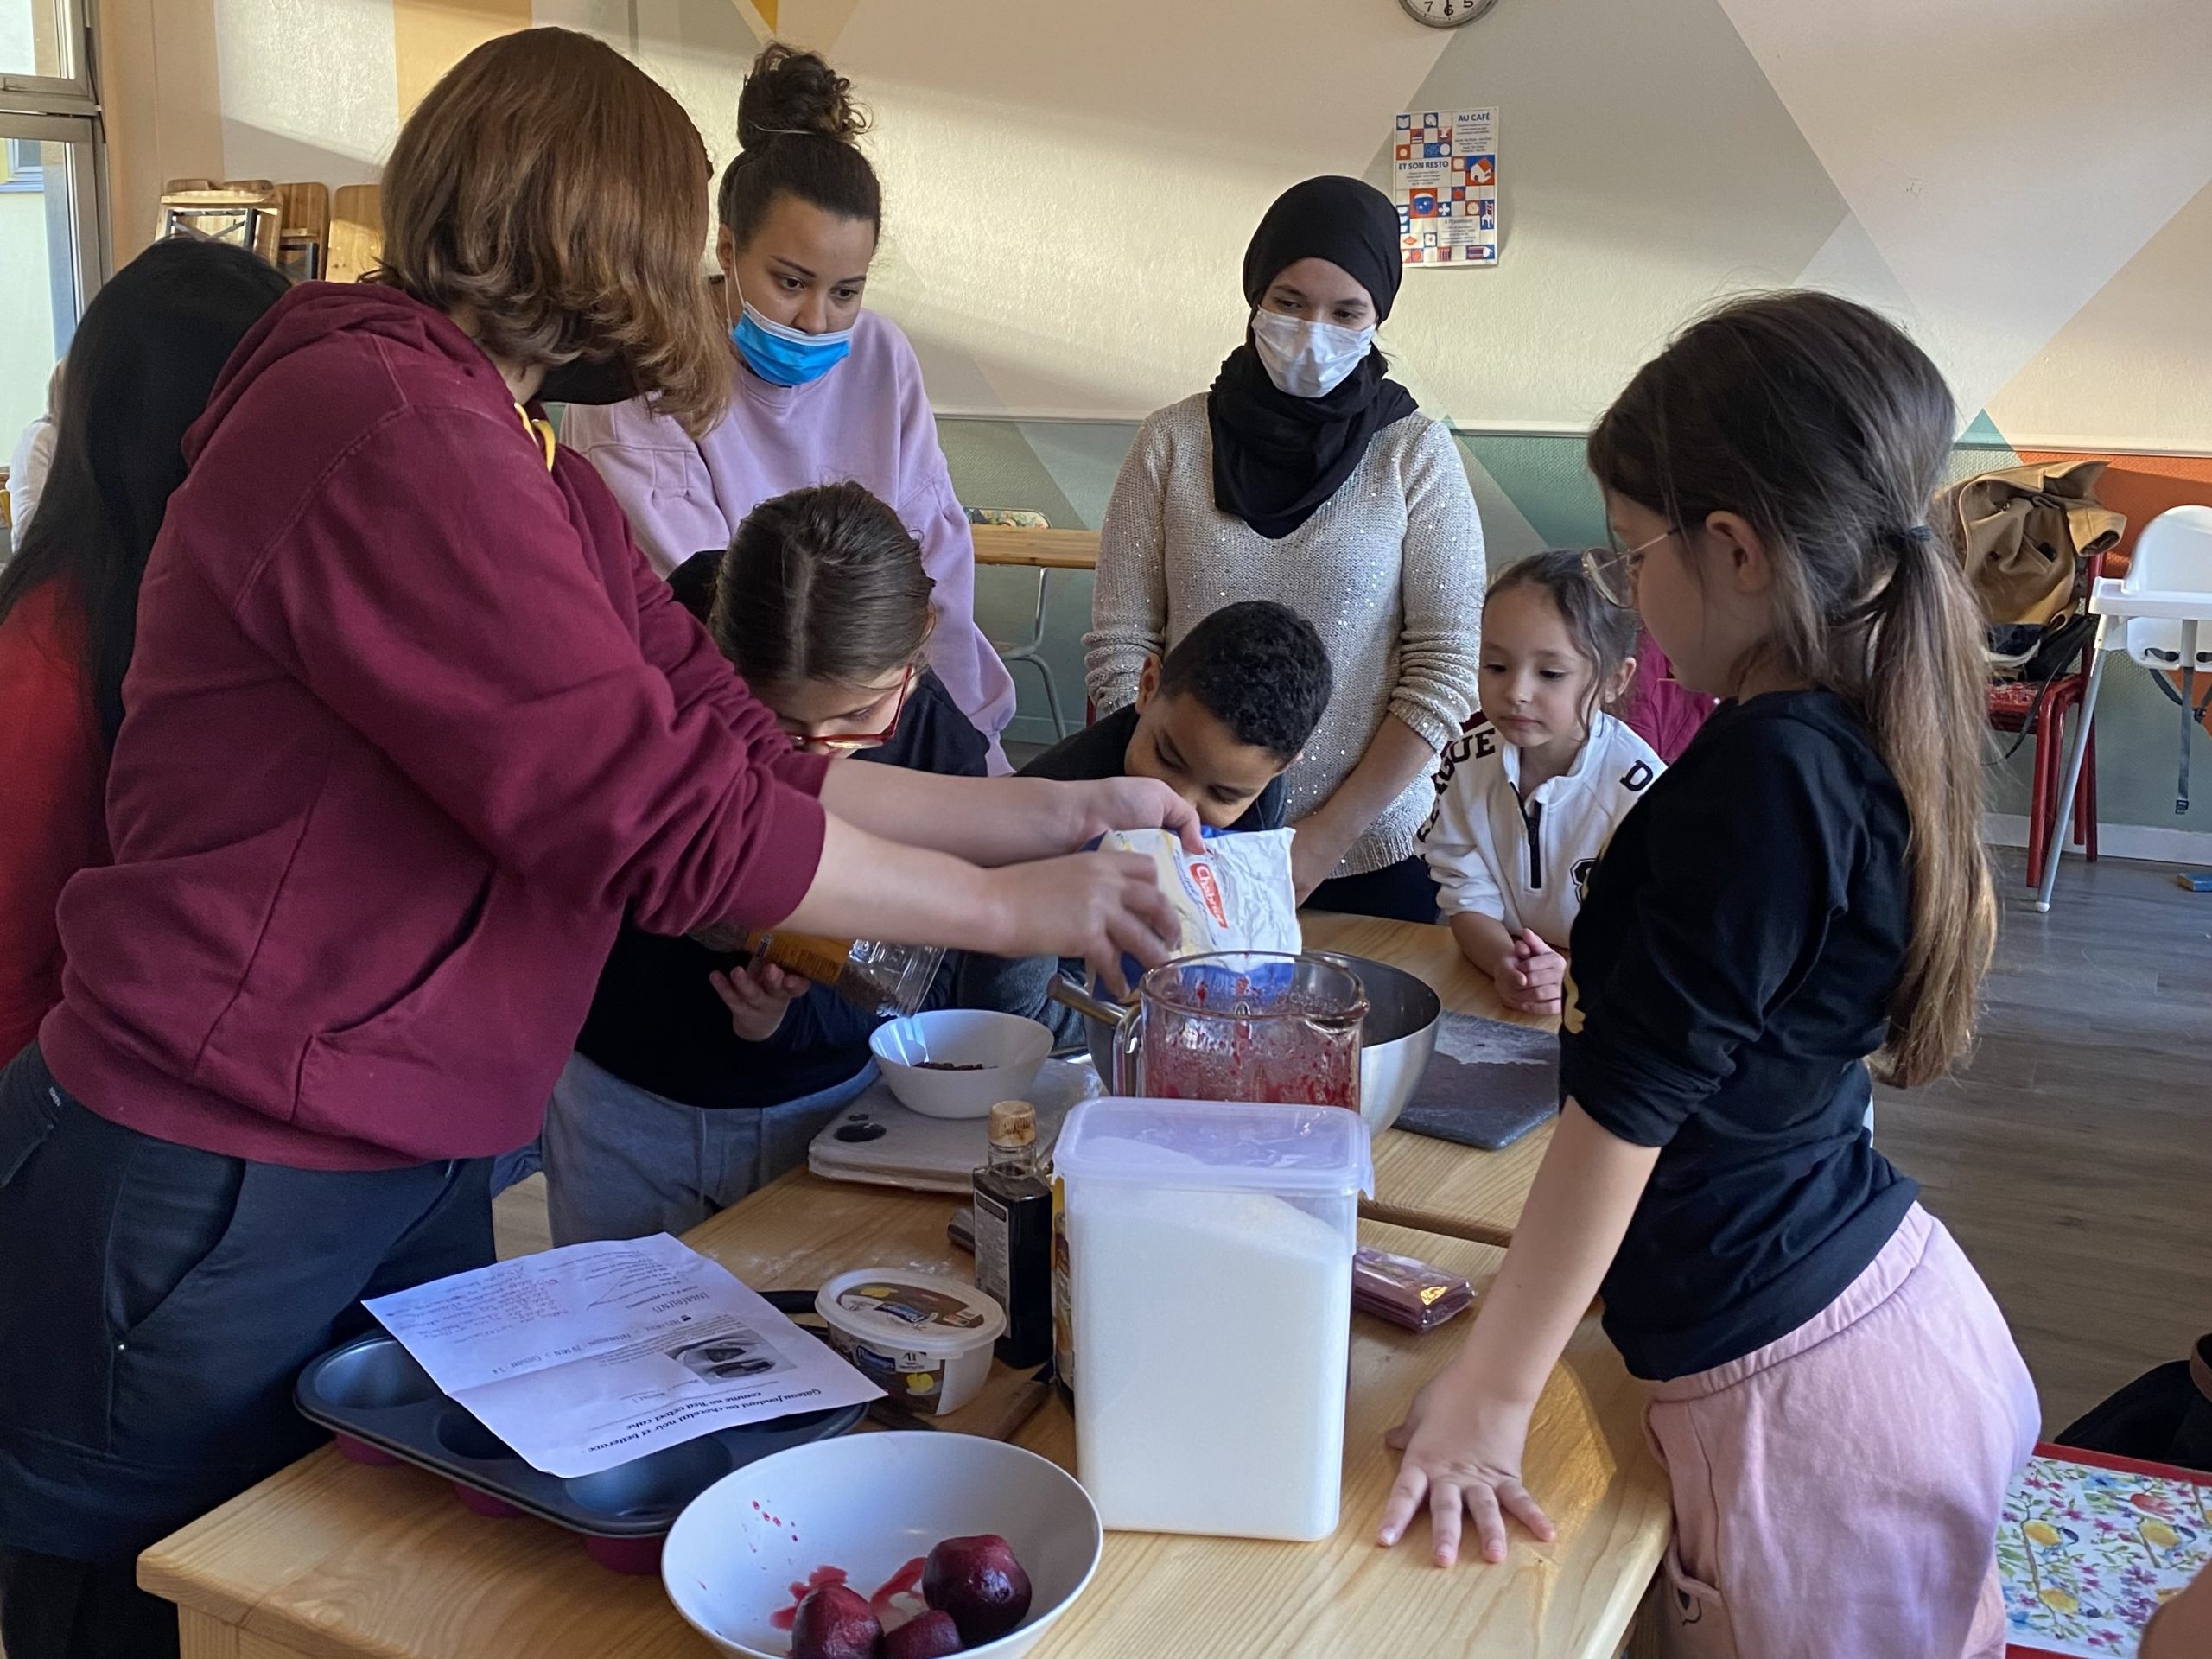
[1302,911,1560,1248]
[968,524,1101,570]
[144,1172,1663,1659]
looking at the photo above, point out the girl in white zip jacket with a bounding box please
[1421,551,1663,1014]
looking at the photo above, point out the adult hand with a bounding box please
[707,959,810,1042]
[1288,810,1356,902]
[982,850,1179,996]
[1064,776,1205,855]
[1377,1371,1554,1567]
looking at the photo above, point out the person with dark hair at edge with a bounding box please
[545,483,995,1244]
[1421,550,1662,1016]
[0,238,292,1068]
[562,41,1018,772]
[1378,292,2035,1659]
[0,32,1194,1659]
[1087,175,1485,922]
[963,599,1333,1042]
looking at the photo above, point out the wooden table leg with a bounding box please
[177,1609,317,1659]
[177,1611,239,1659]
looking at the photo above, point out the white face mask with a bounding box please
[1249,308,1376,398]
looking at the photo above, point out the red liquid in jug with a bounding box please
[1141,973,1360,1109]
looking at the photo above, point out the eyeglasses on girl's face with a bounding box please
[777,664,915,754]
[1584,526,1675,609]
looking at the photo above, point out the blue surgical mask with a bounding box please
[728,283,855,387]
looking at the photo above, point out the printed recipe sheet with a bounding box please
[365,1233,881,1477]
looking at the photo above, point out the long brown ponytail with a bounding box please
[1587,290,1994,1085]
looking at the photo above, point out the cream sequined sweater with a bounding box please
[1084,394,1485,876]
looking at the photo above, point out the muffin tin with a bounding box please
[293,1290,866,1573]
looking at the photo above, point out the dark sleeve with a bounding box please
[1559,726,1853,1147]
[858,672,989,782]
[666,551,721,622]
[1018,712,1129,783]
[935,686,991,780]
[748,982,874,1057]
[951,948,1089,1047]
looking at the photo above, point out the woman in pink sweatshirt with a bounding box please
[0,34,1187,1659]
[563,44,1018,772]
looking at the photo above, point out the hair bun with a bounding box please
[737,41,869,148]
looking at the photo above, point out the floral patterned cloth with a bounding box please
[2000,1449,2210,1656]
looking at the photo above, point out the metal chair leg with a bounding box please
[2037,619,2111,912]
[988,566,1071,743]
[1024,655,1069,742]
[2028,703,2055,884]
[2081,728,2098,860]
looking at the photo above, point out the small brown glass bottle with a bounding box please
[971,1100,1052,1370]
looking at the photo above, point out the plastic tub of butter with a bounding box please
[816,1269,1007,1416]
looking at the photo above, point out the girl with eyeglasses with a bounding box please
[1380,292,2035,1659]
[545,482,986,1245]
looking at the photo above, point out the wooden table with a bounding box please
[968,524,1100,570]
[145,1173,1666,1659]
[1301,911,1559,1247]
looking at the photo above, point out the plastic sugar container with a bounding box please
[815,1269,1006,1416]
[1054,1097,1373,1541]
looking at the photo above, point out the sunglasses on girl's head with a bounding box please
[781,664,914,753]
[1584,527,1675,609]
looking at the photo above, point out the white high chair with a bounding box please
[2037,505,2212,910]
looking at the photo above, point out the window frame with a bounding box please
[0,0,107,346]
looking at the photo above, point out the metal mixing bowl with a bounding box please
[1316,953,1442,1135]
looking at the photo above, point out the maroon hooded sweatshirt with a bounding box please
[39,283,830,1171]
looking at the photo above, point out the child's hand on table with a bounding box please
[1493,930,1565,1016]
[708,959,810,1042]
[1377,1369,1556,1567]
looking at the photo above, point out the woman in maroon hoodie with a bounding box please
[0,31,1188,1659]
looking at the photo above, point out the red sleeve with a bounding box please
[0,592,105,1056]
[231,404,826,935]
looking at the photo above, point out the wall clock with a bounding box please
[1398,0,1503,26]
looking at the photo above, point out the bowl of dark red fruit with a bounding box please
[662,1430,1102,1659]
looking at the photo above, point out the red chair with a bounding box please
[1986,550,2102,886]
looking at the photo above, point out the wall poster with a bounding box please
[1394,107,1497,266]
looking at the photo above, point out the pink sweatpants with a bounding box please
[1644,1205,2039,1659]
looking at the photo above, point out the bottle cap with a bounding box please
[987,1100,1038,1148]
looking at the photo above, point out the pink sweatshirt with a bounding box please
[563,313,1016,772]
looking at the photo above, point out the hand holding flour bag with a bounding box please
[1094,826,1301,991]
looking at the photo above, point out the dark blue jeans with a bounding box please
[0,1045,493,1659]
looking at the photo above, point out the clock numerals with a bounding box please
[1401,0,1502,26]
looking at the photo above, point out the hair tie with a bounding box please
[1883,524,1935,555]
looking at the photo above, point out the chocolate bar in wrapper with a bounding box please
[1352,1247,1477,1332]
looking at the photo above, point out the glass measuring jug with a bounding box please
[1128,951,1366,1109]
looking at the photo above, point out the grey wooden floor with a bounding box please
[494,851,2212,1438]
[1877,852,2212,1434]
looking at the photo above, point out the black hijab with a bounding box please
[1207,175,1418,540]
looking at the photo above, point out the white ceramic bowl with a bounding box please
[663,1431,1102,1659]
[870,1010,1052,1119]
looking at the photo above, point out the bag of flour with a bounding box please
[1095,826,1300,989]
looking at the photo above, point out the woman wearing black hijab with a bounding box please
[1085,175,1484,920]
